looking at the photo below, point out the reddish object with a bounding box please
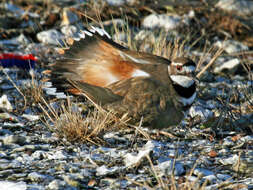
[0,53,37,70]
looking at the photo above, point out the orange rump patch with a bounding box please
[67,88,82,95]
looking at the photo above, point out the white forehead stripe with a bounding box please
[170,75,195,88]
[131,69,150,77]
[172,62,183,66]
[179,92,196,106]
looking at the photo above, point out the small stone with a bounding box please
[214,40,248,54]
[217,174,232,181]
[214,58,240,74]
[124,140,155,167]
[0,94,13,112]
[28,172,47,182]
[22,114,40,121]
[63,175,80,187]
[216,0,253,16]
[0,181,26,190]
[105,0,125,6]
[47,179,66,190]
[37,29,64,45]
[189,106,214,120]
[219,154,239,165]
[203,175,217,184]
[3,135,26,145]
[142,14,182,30]
[193,168,214,177]
[96,165,120,176]
[45,150,67,160]
[223,137,235,147]
[156,160,185,176]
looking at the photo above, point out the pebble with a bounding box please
[214,40,249,54]
[216,0,253,16]
[47,179,66,190]
[22,114,40,121]
[0,94,13,112]
[214,58,240,74]
[0,181,27,190]
[3,135,26,145]
[105,0,126,6]
[189,105,214,121]
[28,172,47,182]
[155,160,185,176]
[37,29,64,45]
[124,140,155,167]
[142,14,183,30]
[193,168,214,177]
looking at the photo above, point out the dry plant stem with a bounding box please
[124,177,153,190]
[196,40,210,70]
[196,47,224,79]
[2,68,27,110]
[146,155,168,190]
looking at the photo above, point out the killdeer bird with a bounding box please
[48,26,197,129]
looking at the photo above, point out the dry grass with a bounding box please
[39,96,133,144]
[125,155,210,190]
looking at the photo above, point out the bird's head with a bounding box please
[168,57,196,88]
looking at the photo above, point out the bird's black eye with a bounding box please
[176,65,183,71]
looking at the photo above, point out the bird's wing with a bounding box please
[68,80,123,106]
[49,27,154,89]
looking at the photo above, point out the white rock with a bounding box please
[28,172,47,182]
[189,106,214,120]
[156,160,185,176]
[216,0,253,16]
[61,25,78,37]
[203,175,217,183]
[214,40,248,54]
[219,154,239,165]
[124,140,155,167]
[47,179,66,190]
[31,150,45,160]
[105,0,125,6]
[0,95,13,112]
[217,174,232,181]
[22,114,40,121]
[194,168,214,177]
[96,165,120,176]
[37,29,64,45]
[214,58,240,73]
[3,135,26,145]
[239,135,253,142]
[45,150,67,160]
[142,14,182,30]
[0,181,26,190]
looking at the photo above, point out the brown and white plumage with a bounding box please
[47,26,197,128]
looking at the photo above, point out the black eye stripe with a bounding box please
[184,61,196,67]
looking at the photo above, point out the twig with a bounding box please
[196,47,223,79]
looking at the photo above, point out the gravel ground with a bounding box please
[0,0,252,189]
